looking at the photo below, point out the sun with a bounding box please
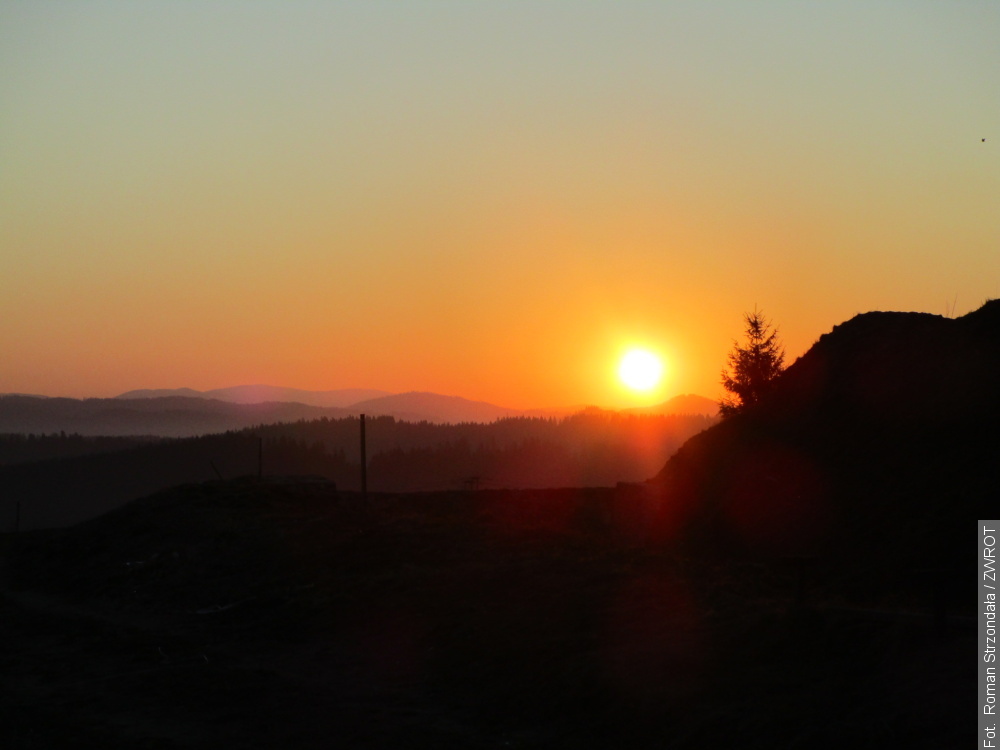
[618,348,664,392]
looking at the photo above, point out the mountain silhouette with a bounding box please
[115,387,205,400]
[347,391,521,424]
[0,396,349,437]
[116,385,391,408]
[1,389,722,437]
[0,393,528,435]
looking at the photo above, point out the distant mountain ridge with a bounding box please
[347,391,520,424]
[114,386,718,419]
[0,395,350,438]
[0,386,719,436]
[116,385,391,408]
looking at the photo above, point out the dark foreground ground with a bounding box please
[0,479,974,748]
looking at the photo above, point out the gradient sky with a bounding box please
[2,1,998,409]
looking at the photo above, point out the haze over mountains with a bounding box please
[118,386,720,420]
[116,385,391,408]
[0,389,719,437]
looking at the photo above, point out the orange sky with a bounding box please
[1,3,998,409]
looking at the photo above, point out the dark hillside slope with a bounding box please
[650,300,1000,589]
[0,433,357,531]
[2,481,971,747]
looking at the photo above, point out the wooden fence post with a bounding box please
[360,414,367,500]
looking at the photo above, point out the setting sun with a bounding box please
[618,349,665,392]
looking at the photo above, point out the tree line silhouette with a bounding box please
[0,410,715,530]
[0,432,156,466]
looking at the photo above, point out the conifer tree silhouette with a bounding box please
[719,308,786,418]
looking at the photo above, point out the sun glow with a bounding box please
[618,349,664,392]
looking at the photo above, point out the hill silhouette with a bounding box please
[0,395,354,437]
[0,393,518,436]
[3,478,971,747]
[116,385,391,407]
[645,300,999,591]
[346,391,521,423]
[4,389,721,437]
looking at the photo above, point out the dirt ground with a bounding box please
[0,479,974,748]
